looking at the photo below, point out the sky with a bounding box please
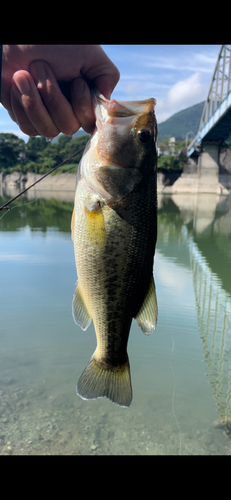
[0,44,221,142]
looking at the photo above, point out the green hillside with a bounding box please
[51,128,87,144]
[0,133,90,175]
[157,101,205,141]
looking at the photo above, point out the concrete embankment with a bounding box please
[0,169,231,195]
[0,171,77,191]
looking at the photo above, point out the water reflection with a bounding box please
[0,190,74,233]
[1,188,231,452]
[189,238,231,435]
[158,192,231,437]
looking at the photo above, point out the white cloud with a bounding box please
[168,72,204,108]
[143,49,218,74]
[155,251,189,296]
[156,109,172,123]
[156,72,208,123]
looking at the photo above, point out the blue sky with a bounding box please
[0,44,221,142]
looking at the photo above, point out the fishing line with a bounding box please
[0,145,85,213]
[0,197,39,221]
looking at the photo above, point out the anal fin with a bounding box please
[134,276,158,335]
[72,280,92,331]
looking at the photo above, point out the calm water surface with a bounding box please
[1,189,231,455]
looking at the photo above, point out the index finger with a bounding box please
[30,60,81,137]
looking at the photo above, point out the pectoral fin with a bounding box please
[72,280,92,331]
[135,276,158,335]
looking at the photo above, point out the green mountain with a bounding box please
[157,101,205,141]
[51,128,87,144]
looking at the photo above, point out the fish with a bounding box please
[71,90,158,408]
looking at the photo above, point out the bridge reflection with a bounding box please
[189,234,231,434]
[159,193,231,435]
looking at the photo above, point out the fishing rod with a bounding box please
[0,145,85,212]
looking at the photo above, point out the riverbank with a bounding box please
[0,170,230,195]
[0,171,77,191]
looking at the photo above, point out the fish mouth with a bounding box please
[91,89,157,169]
[92,91,156,143]
[94,91,156,119]
[107,98,156,118]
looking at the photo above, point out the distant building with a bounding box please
[169,137,183,156]
[157,137,182,157]
[157,143,170,157]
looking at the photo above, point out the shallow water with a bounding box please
[1,189,231,455]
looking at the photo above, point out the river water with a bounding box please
[1,188,231,455]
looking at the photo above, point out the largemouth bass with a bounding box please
[71,91,158,407]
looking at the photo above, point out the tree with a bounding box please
[0,133,25,170]
[55,134,72,154]
[0,131,90,175]
[157,154,182,171]
[39,157,56,173]
[25,136,48,162]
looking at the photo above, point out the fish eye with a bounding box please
[137,129,152,143]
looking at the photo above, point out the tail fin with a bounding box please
[77,355,132,408]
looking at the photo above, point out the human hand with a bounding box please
[1,45,120,138]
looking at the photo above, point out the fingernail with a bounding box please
[30,61,47,86]
[72,78,86,98]
[14,76,30,96]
